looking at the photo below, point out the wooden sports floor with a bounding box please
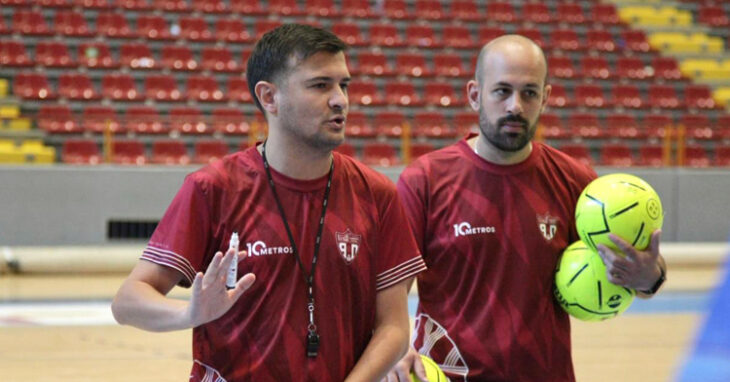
[0,244,724,382]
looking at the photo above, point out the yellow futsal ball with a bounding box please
[554,241,635,321]
[575,173,663,255]
[411,354,448,382]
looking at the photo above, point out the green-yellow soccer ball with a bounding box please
[411,355,448,382]
[554,240,635,321]
[575,173,663,255]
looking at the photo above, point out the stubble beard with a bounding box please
[478,109,538,153]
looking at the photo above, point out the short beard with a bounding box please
[479,111,537,152]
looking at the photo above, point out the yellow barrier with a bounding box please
[619,7,692,27]
[713,87,730,108]
[0,79,7,98]
[680,59,730,80]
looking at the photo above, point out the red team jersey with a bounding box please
[142,147,425,381]
[398,137,596,381]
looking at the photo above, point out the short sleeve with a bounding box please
[374,182,427,291]
[396,163,429,256]
[141,174,216,287]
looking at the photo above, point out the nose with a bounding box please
[506,93,524,116]
[329,85,348,111]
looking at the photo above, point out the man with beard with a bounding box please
[112,24,426,381]
[384,35,667,381]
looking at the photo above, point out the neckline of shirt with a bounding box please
[460,134,541,175]
[246,147,335,192]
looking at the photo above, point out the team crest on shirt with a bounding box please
[335,229,361,264]
[537,213,559,241]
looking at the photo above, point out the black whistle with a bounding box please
[306,332,320,358]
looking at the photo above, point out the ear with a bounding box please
[254,81,278,115]
[540,84,552,113]
[466,80,480,111]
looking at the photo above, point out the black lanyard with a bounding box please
[261,142,333,358]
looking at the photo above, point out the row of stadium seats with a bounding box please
[51,138,730,168]
[0,1,627,25]
[33,104,730,141]
[10,70,721,111]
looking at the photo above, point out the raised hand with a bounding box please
[186,249,256,328]
[596,229,663,292]
[381,346,427,382]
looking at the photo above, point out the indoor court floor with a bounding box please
[0,243,726,382]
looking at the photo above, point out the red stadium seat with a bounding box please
[591,3,623,26]
[585,30,617,53]
[101,73,141,101]
[185,76,224,102]
[413,112,456,138]
[568,113,604,139]
[75,0,113,10]
[212,108,248,135]
[486,2,516,23]
[124,106,167,134]
[395,53,432,77]
[580,56,612,80]
[679,114,715,141]
[647,85,682,110]
[684,85,718,110]
[38,0,73,8]
[615,57,652,81]
[405,25,440,48]
[454,112,478,136]
[683,144,710,168]
[354,51,394,76]
[559,143,593,166]
[226,77,253,103]
[152,0,189,12]
[341,0,375,18]
[14,72,56,100]
[0,17,9,35]
[38,105,80,133]
[112,140,147,165]
[714,145,730,166]
[477,26,505,45]
[414,0,445,20]
[546,84,572,108]
[523,3,553,24]
[344,111,375,138]
[58,73,100,101]
[450,0,482,21]
[383,0,413,19]
[254,20,282,39]
[548,56,579,79]
[433,53,467,78]
[537,113,567,139]
[169,107,210,135]
[442,25,478,49]
[424,82,465,107]
[214,19,252,43]
[652,57,684,81]
[116,0,151,11]
[35,41,75,68]
[514,28,546,49]
[610,84,645,109]
[334,143,356,157]
[120,43,156,69]
[230,0,266,15]
[384,82,423,107]
[144,74,182,102]
[136,15,173,40]
[62,139,102,164]
[194,140,230,164]
[348,80,384,106]
[374,111,407,137]
[12,10,52,36]
[362,143,400,167]
[151,140,190,165]
[54,10,93,37]
[643,114,674,140]
[179,17,214,41]
[638,145,666,167]
[305,0,340,17]
[268,0,304,16]
[698,5,730,27]
[97,12,133,39]
[369,24,405,47]
[574,84,608,109]
[191,0,227,13]
[201,47,240,73]
[551,29,583,51]
[600,143,634,167]
[82,106,121,134]
[409,143,435,159]
[621,30,652,53]
[332,23,367,47]
[78,42,118,69]
[555,3,586,25]
[0,40,33,67]
[605,114,645,139]
[160,45,198,71]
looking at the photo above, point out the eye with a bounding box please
[311,83,328,89]
[493,88,510,97]
[340,83,349,91]
[524,90,539,98]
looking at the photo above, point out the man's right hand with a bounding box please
[186,249,256,327]
[381,346,428,382]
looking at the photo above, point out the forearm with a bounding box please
[344,320,409,382]
[111,279,191,332]
[636,255,667,299]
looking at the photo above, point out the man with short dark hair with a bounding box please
[112,24,425,381]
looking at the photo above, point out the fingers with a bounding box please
[230,273,256,300]
[412,354,428,381]
[608,233,638,259]
[648,229,662,259]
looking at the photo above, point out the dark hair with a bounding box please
[246,23,348,112]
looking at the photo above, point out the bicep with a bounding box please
[122,260,186,296]
[375,279,410,327]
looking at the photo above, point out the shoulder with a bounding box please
[537,143,597,186]
[403,142,465,179]
[336,152,396,191]
[186,150,258,194]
